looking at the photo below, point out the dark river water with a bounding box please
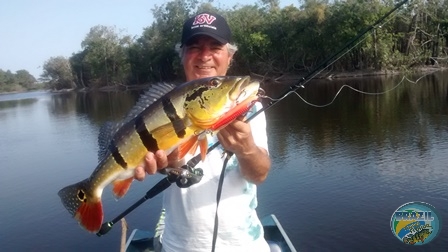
[1,71,447,251]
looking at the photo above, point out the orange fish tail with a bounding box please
[58,179,104,233]
[74,199,103,233]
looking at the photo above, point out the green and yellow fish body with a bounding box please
[58,76,260,233]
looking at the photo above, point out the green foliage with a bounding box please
[69,50,91,89]
[129,0,194,83]
[227,5,271,73]
[7,0,447,93]
[78,25,132,88]
[15,70,36,89]
[0,69,36,92]
[41,56,76,90]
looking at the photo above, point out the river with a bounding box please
[1,71,447,251]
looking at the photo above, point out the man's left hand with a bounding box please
[217,117,256,156]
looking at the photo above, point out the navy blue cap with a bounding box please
[181,12,232,46]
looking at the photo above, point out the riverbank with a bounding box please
[256,66,447,83]
[2,66,447,94]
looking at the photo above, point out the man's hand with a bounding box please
[217,117,256,156]
[217,118,270,184]
[134,149,181,181]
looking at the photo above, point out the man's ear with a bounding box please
[227,54,234,67]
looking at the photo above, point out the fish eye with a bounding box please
[209,78,220,87]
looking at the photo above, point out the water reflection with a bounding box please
[1,71,447,251]
[44,91,139,126]
[264,72,448,160]
[45,92,77,117]
[75,91,138,124]
[0,98,38,121]
[0,98,37,110]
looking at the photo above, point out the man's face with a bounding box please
[183,35,233,81]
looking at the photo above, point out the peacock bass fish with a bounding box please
[58,76,260,233]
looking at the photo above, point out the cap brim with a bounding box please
[182,32,228,47]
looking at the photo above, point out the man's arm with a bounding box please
[217,118,271,184]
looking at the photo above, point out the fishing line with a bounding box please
[97,0,412,247]
[208,1,409,250]
[255,0,407,109]
[259,73,433,108]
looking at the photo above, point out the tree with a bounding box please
[69,50,91,89]
[41,56,76,90]
[34,0,448,90]
[132,0,196,82]
[81,25,132,87]
[227,5,272,74]
[15,70,36,89]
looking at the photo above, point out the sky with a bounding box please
[0,0,298,79]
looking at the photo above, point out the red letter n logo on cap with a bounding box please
[193,14,216,25]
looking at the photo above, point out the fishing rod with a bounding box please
[187,0,410,169]
[209,0,409,250]
[96,0,409,238]
[96,166,204,236]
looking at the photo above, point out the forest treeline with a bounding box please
[2,0,447,92]
[0,69,41,93]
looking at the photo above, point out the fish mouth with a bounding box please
[202,77,260,130]
[230,76,260,103]
[188,76,260,129]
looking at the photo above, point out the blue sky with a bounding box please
[0,0,299,79]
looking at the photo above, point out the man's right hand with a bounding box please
[134,149,180,181]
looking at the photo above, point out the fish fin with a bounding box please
[97,83,177,162]
[178,135,198,159]
[58,179,103,233]
[74,199,103,233]
[112,177,134,198]
[122,83,177,124]
[97,121,118,161]
[188,140,199,155]
[198,136,208,161]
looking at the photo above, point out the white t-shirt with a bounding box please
[160,102,270,252]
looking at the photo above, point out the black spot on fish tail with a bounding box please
[77,189,87,202]
[162,97,186,138]
[58,179,90,216]
[108,140,128,168]
[135,116,159,152]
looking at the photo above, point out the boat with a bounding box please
[125,214,297,252]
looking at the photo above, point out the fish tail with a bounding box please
[58,179,103,233]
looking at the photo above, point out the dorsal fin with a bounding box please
[97,82,177,162]
[98,121,116,161]
[122,82,177,124]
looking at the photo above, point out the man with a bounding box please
[134,12,271,251]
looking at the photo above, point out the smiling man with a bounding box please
[134,12,271,252]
